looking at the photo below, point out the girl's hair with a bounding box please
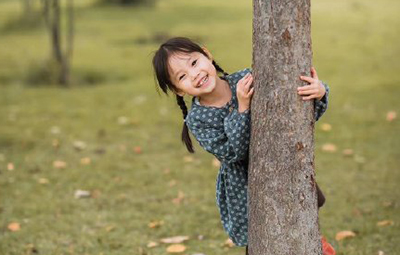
[152,37,228,153]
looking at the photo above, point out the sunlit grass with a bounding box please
[0,0,399,254]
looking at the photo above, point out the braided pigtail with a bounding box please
[176,95,194,153]
[212,60,229,77]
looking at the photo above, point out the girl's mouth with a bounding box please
[198,75,209,87]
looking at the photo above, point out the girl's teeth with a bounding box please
[200,76,208,85]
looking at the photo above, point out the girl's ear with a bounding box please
[202,47,213,60]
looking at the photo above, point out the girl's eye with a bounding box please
[179,74,185,81]
[192,59,197,66]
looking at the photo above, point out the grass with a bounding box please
[0,0,399,254]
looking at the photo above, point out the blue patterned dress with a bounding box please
[185,68,329,246]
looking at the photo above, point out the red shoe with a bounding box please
[321,236,336,255]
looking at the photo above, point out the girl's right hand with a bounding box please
[237,73,254,113]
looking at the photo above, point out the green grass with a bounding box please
[1,0,399,254]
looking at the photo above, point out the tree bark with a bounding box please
[248,0,321,254]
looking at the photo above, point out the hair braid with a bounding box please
[212,60,229,77]
[176,95,194,153]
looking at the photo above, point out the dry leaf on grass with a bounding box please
[147,241,159,248]
[335,230,356,241]
[168,179,177,187]
[133,146,142,154]
[52,139,60,148]
[8,222,20,232]
[148,220,164,229]
[80,157,91,165]
[321,123,332,131]
[74,189,91,199]
[38,178,49,184]
[377,220,394,227]
[53,160,67,169]
[386,111,397,122]
[7,163,14,171]
[322,143,337,152]
[73,140,87,151]
[166,244,186,253]
[161,236,190,244]
[342,149,354,156]
[172,191,185,205]
[183,156,194,163]
[378,251,385,255]
[223,238,234,248]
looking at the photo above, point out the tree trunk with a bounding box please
[43,0,73,86]
[248,0,321,254]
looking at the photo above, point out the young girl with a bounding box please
[152,37,334,254]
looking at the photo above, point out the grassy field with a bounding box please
[1,0,399,254]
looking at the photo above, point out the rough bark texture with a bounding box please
[248,0,321,254]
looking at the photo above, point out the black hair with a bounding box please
[152,37,228,153]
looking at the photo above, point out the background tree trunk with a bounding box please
[248,0,321,254]
[43,0,74,86]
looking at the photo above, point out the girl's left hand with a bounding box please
[298,67,326,101]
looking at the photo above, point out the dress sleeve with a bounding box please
[187,109,251,164]
[314,82,330,121]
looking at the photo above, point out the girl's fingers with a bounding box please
[311,67,319,80]
[302,95,316,101]
[248,87,254,95]
[299,76,316,84]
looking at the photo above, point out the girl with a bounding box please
[152,37,334,254]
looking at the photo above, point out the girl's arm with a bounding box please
[187,110,251,164]
[298,67,330,121]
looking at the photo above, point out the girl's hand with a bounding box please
[237,73,254,113]
[298,67,326,101]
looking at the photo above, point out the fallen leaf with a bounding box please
[147,241,159,248]
[80,157,91,165]
[53,160,67,169]
[105,225,115,232]
[133,146,142,154]
[166,244,186,253]
[52,139,60,148]
[382,201,393,208]
[378,251,385,255]
[386,111,396,122]
[74,189,91,199]
[172,191,185,205]
[321,123,332,131]
[8,222,20,232]
[168,179,177,187]
[7,162,14,171]
[50,126,61,134]
[377,220,394,227]
[118,116,129,125]
[148,220,164,229]
[73,140,87,151]
[212,158,220,168]
[354,155,366,164]
[342,149,354,156]
[25,243,38,254]
[91,189,101,198]
[335,230,356,241]
[322,143,337,152]
[183,156,194,163]
[352,208,362,217]
[223,238,234,248]
[161,236,190,244]
[38,178,49,184]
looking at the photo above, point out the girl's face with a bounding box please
[168,51,218,98]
